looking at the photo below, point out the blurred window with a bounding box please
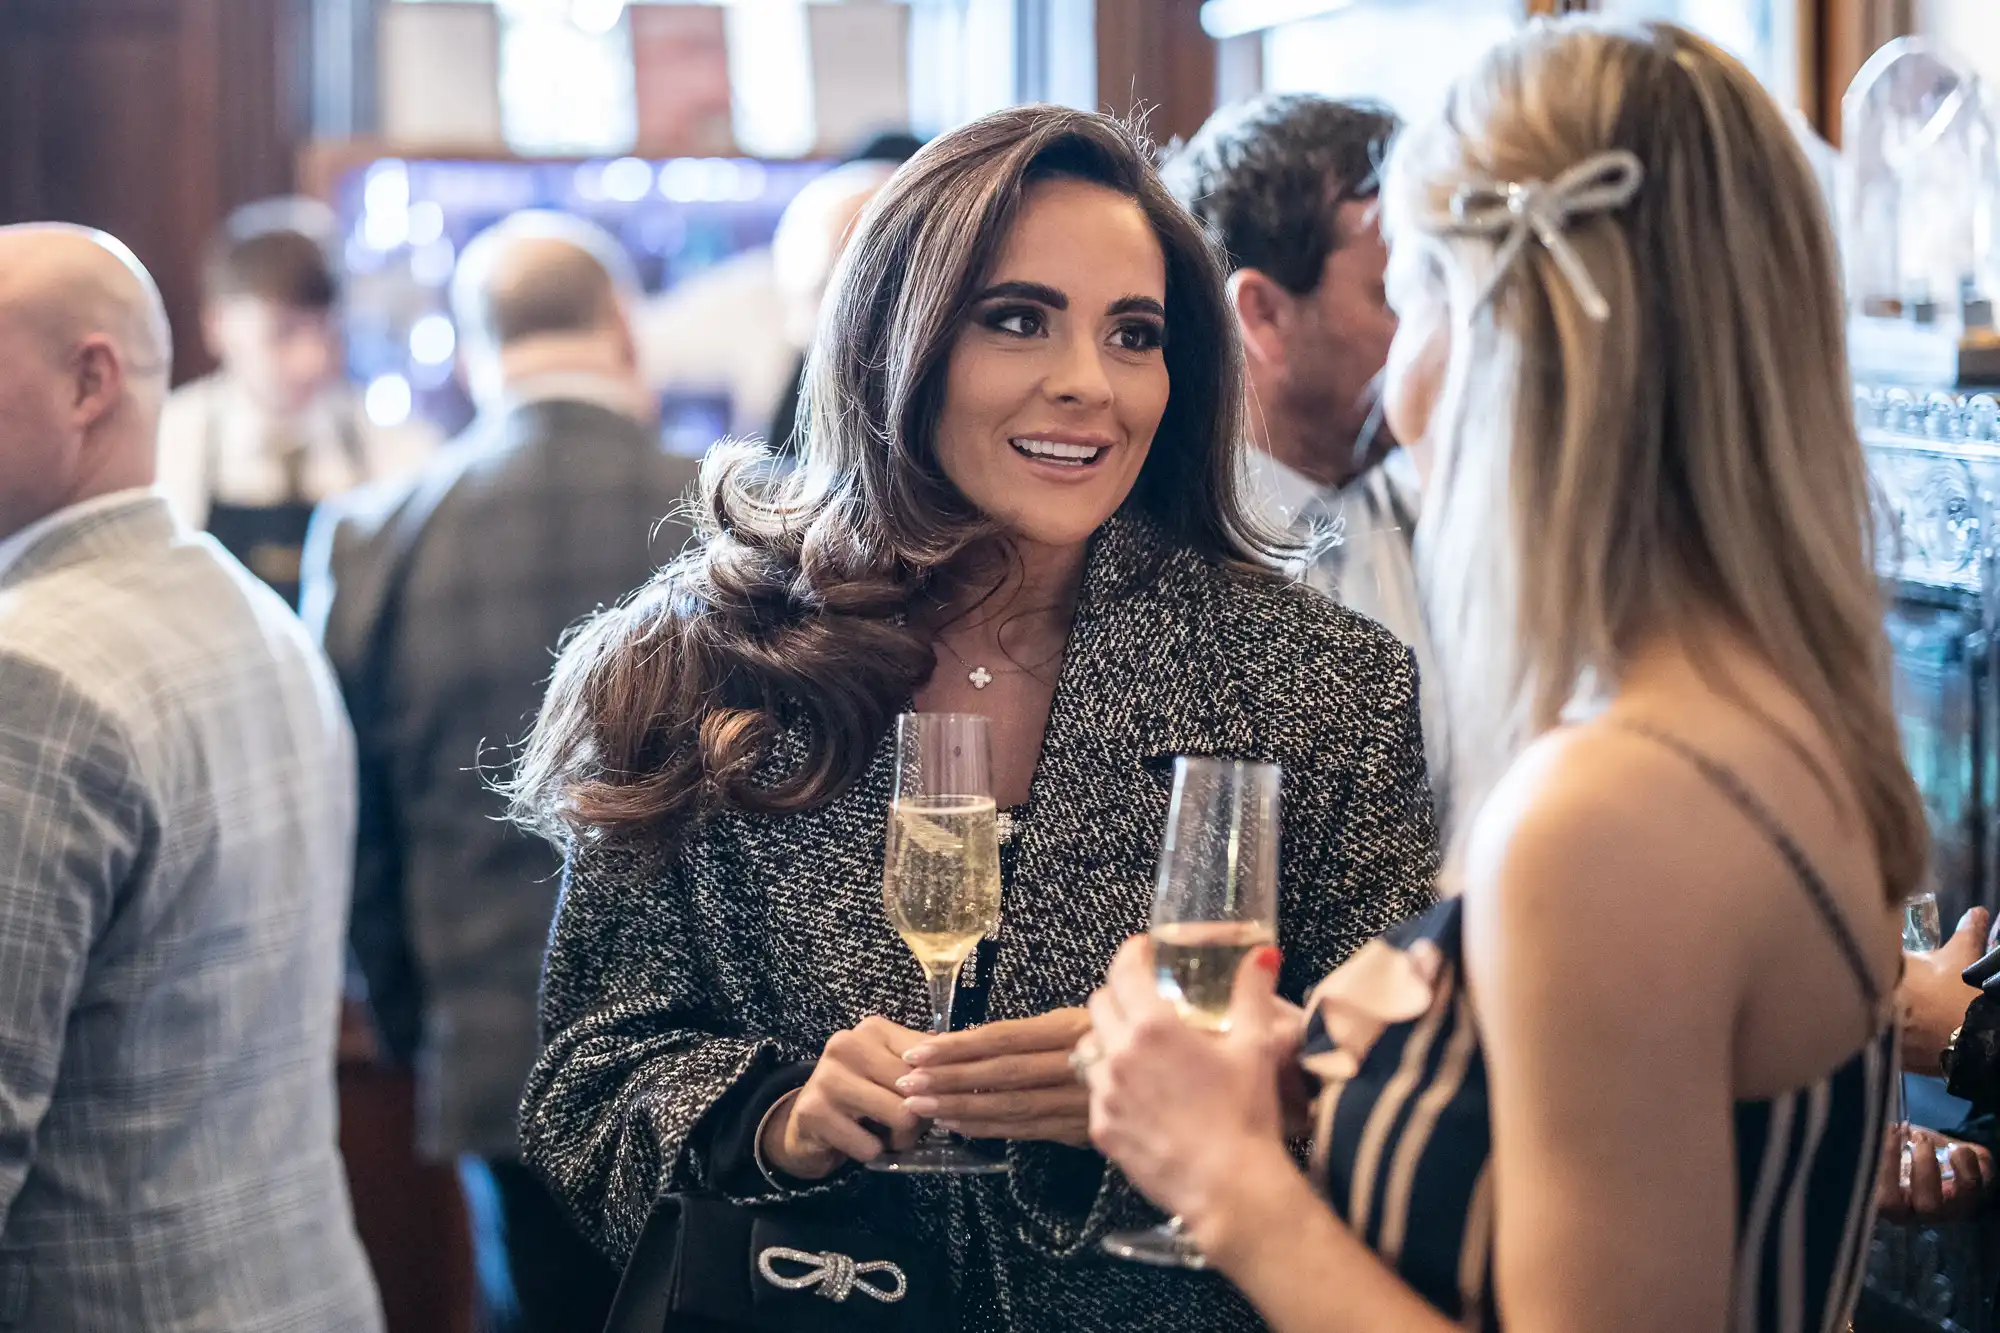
[1922,0,2000,88]
[493,0,640,156]
[1256,0,1521,122]
[389,0,1034,155]
[1593,0,1799,109]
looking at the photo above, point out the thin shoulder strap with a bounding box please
[1609,719,1884,1015]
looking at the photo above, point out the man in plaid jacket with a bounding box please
[0,225,380,1330]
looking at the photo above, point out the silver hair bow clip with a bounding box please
[1442,149,1645,322]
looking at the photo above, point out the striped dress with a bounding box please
[1301,727,1896,1332]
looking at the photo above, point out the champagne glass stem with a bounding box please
[915,961,962,1150]
[927,962,960,1037]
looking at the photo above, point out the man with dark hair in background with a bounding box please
[1164,95,1446,788]
[302,211,700,1333]
[159,198,436,606]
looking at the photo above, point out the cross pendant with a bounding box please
[968,666,993,689]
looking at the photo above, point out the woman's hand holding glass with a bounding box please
[1083,936,1302,1232]
[1877,1124,1995,1224]
[760,1015,932,1179]
[898,1008,1094,1147]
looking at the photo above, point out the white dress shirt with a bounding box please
[157,374,440,531]
[1245,447,1450,794]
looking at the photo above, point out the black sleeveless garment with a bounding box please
[1301,723,1897,1332]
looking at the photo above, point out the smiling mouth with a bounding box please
[1010,437,1109,468]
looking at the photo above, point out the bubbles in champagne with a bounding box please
[883,797,1002,976]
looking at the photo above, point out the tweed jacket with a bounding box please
[0,496,379,1332]
[522,510,1441,1332]
[303,397,702,1160]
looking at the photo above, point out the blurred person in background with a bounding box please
[1163,97,1446,794]
[764,131,925,451]
[159,198,437,605]
[636,132,922,447]
[0,223,378,1331]
[302,211,701,1333]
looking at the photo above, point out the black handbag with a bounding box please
[602,1194,953,1333]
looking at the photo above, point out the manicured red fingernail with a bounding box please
[1253,946,1281,973]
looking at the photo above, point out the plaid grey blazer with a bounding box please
[524,509,1441,1331]
[303,399,701,1161]
[0,496,380,1332]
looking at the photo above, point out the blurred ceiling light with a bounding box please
[409,314,459,366]
[363,160,412,216]
[365,374,415,428]
[604,156,655,202]
[1199,0,1357,40]
[570,0,627,36]
[363,208,411,252]
[658,158,708,203]
[728,159,768,201]
[407,201,447,248]
[698,158,743,201]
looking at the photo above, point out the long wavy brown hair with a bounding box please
[510,105,1271,844]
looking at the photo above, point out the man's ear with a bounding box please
[1228,268,1296,372]
[69,334,126,431]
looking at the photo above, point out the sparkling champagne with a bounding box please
[882,796,1002,976]
[1153,920,1276,1030]
[1904,891,1941,952]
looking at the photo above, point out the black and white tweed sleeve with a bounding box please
[518,837,837,1261]
[1307,641,1442,967]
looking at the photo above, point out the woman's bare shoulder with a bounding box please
[1460,724,1781,977]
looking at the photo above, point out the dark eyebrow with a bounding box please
[972,280,1067,309]
[1108,295,1166,319]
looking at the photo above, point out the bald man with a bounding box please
[764,152,910,451]
[0,224,380,1329]
[301,212,699,1333]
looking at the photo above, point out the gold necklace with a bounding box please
[933,635,1061,691]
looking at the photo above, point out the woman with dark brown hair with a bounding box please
[511,104,1437,1331]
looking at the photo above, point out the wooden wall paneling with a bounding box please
[1095,0,1217,144]
[0,12,209,381]
[218,0,313,210]
[1816,0,1918,144]
[178,0,226,383]
[0,0,308,383]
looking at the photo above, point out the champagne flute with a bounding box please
[871,713,1009,1175]
[1102,756,1281,1268]
[1904,888,1942,952]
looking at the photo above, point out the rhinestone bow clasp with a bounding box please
[756,1245,909,1304]
[1441,148,1645,323]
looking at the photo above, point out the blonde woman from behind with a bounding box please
[1080,18,1926,1333]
